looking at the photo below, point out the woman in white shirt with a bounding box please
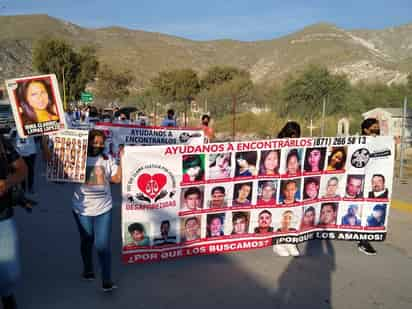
[71,129,122,292]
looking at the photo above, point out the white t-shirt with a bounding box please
[64,112,73,129]
[72,154,118,216]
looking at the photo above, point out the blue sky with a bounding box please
[1,0,411,41]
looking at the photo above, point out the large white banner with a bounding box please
[121,136,394,263]
[94,122,204,160]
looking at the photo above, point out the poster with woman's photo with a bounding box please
[6,74,66,137]
[280,148,303,176]
[46,129,88,183]
[207,153,233,180]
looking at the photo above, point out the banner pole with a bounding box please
[399,96,407,182]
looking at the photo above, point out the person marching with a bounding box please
[0,133,28,309]
[73,129,122,291]
[44,129,122,291]
[273,121,301,257]
[357,118,380,256]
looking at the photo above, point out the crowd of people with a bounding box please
[0,115,383,308]
[64,106,215,142]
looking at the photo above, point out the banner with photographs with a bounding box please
[122,136,394,264]
[46,129,89,183]
[5,74,66,138]
[94,122,204,160]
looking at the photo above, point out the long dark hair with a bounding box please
[259,150,280,175]
[304,147,326,172]
[183,155,204,181]
[88,129,108,159]
[17,79,57,123]
[278,121,301,138]
[327,147,347,170]
[286,149,301,171]
[361,118,378,135]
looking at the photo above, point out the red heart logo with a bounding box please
[137,173,167,199]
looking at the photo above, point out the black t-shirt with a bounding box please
[0,135,20,215]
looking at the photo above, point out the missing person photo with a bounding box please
[207,185,229,209]
[339,204,362,226]
[153,220,177,246]
[279,178,301,204]
[304,147,326,173]
[234,151,258,178]
[257,180,277,205]
[301,205,320,229]
[367,174,389,199]
[284,149,302,176]
[318,203,339,226]
[180,186,204,211]
[180,216,201,242]
[254,209,274,234]
[326,147,347,171]
[206,213,226,238]
[232,182,253,206]
[208,153,232,179]
[345,175,365,199]
[321,175,342,199]
[366,204,387,227]
[182,154,205,183]
[276,209,300,233]
[231,212,251,235]
[259,150,281,176]
[303,177,321,201]
[125,222,150,247]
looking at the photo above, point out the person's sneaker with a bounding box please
[272,244,290,256]
[286,244,300,257]
[82,272,96,281]
[1,294,17,309]
[102,281,118,292]
[358,241,377,256]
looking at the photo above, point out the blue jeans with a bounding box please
[72,210,112,282]
[0,218,20,297]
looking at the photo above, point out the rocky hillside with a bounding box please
[0,14,411,87]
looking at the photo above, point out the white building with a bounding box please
[362,108,412,138]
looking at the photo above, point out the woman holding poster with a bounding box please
[69,129,122,292]
[272,122,301,257]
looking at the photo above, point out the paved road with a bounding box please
[12,158,412,309]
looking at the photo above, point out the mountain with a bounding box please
[0,14,411,88]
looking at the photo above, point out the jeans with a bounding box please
[72,210,112,282]
[22,154,36,192]
[0,218,20,297]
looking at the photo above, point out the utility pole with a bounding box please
[321,97,326,136]
[62,66,67,111]
[399,96,408,182]
[232,95,237,140]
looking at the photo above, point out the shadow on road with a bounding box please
[273,240,335,309]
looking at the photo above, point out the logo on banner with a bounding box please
[126,164,177,208]
[137,173,167,199]
[179,132,202,143]
[351,148,391,168]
